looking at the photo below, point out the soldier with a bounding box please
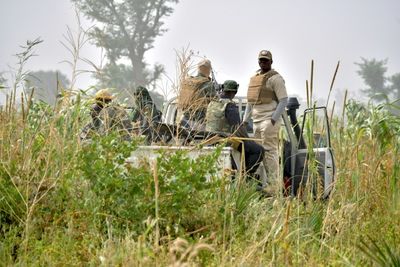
[84,89,133,140]
[243,50,288,194]
[206,80,264,179]
[177,59,217,130]
[132,86,162,143]
[90,89,113,129]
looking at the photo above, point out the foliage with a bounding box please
[72,0,179,88]
[358,236,400,267]
[1,86,400,265]
[0,72,7,89]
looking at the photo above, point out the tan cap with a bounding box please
[258,50,272,60]
[198,59,212,69]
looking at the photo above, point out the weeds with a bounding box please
[1,42,400,266]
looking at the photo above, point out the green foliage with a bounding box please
[358,236,400,267]
[155,147,223,232]
[1,87,400,265]
[345,100,400,153]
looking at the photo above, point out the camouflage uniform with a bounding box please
[206,80,264,176]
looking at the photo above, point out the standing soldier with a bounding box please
[206,80,264,180]
[177,59,217,130]
[243,50,288,194]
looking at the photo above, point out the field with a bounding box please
[0,83,400,267]
[0,41,399,267]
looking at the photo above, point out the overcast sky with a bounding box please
[1,0,400,105]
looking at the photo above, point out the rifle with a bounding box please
[211,69,222,93]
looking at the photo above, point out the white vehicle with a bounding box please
[129,97,335,198]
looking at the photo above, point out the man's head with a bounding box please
[198,59,212,77]
[221,80,239,99]
[258,50,273,73]
[134,86,150,99]
[95,89,113,104]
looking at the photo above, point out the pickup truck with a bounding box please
[128,96,336,198]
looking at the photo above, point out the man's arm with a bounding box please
[243,103,253,123]
[271,74,288,125]
[271,97,288,125]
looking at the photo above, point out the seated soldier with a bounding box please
[93,89,133,140]
[132,86,162,143]
[80,88,114,140]
[205,80,264,179]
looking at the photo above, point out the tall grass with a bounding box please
[1,46,399,266]
[1,89,399,266]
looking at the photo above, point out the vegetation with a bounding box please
[0,36,399,266]
[355,57,400,103]
[1,79,400,267]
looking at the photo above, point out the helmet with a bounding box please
[222,80,239,92]
[95,89,114,101]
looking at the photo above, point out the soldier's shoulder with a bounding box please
[270,71,285,82]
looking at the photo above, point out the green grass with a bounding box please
[0,93,399,266]
[1,40,400,266]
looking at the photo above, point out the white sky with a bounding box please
[1,0,400,105]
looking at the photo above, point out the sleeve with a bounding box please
[243,103,253,123]
[272,74,288,100]
[271,97,288,122]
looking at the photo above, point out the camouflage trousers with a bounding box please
[253,118,282,195]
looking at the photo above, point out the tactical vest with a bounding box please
[247,70,279,104]
[178,75,211,110]
[205,98,233,133]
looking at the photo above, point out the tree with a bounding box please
[389,73,400,101]
[25,70,70,105]
[355,58,390,102]
[72,0,178,89]
[0,72,6,89]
